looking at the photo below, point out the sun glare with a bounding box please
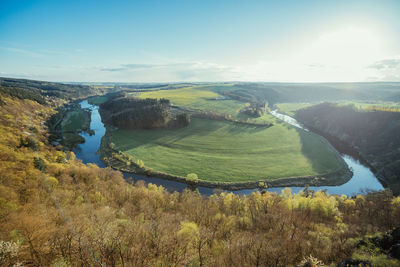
[304,27,384,66]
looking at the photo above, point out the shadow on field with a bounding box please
[296,127,341,175]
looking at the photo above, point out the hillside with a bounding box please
[296,103,400,195]
[223,82,400,106]
[0,77,110,103]
[0,85,400,265]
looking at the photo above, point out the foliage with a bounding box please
[0,91,400,266]
[186,173,199,182]
[296,102,400,195]
[0,240,19,266]
[100,93,185,129]
[240,101,267,117]
[0,77,108,101]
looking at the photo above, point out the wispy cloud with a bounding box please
[0,45,80,58]
[0,46,43,58]
[369,58,400,70]
[367,57,400,81]
[98,61,239,82]
[101,63,193,72]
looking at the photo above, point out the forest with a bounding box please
[0,81,400,266]
[296,103,400,195]
[99,93,190,129]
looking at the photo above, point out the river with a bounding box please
[73,100,384,196]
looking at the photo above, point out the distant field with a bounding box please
[137,86,280,124]
[276,101,400,118]
[88,96,108,105]
[60,105,90,147]
[138,86,247,115]
[276,103,317,117]
[338,101,400,112]
[111,118,344,182]
[62,109,89,132]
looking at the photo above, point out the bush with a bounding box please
[186,173,198,181]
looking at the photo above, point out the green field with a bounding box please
[111,118,344,182]
[88,95,108,105]
[62,109,89,132]
[60,105,90,148]
[137,86,280,125]
[338,101,400,112]
[276,101,400,117]
[138,86,246,116]
[276,103,316,117]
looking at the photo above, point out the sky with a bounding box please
[0,0,400,83]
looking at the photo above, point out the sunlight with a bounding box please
[302,26,384,66]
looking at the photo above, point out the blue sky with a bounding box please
[1,0,399,82]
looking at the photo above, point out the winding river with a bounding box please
[74,100,384,196]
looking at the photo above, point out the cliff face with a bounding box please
[99,94,189,129]
[296,103,400,194]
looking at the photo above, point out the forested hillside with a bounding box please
[224,82,400,106]
[100,93,190,129]
[296,103,400,195]
[0,87,400,266]
[0,77,109,103]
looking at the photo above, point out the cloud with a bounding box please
[98,61,239,82]
[124,64,160,69]
[0,46,43,58]
[101,67,127,72]
[369,58,400,70]
[367,57,400,81]
[101,63,159,72]
[101,63,194,72]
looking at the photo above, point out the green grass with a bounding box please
[111,118,344,182]
[88,96,108,105]
[337,101,400,112]
[276,103,316,117]
[277,101,400,117]
[62,110,89,132]
[137,86,280,124]
[138,86,246,117]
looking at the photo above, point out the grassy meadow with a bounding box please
[88,95,108,105]
[276,103,316,117]
[62,109,89,132]
[276,101,400,117]
[338,101,400,112]
[111,117,344,182]
[137,86,280,125]
[137,86,246,116]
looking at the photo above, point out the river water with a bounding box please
[74,100,384,196]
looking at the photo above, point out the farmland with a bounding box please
[109,85,347,183]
